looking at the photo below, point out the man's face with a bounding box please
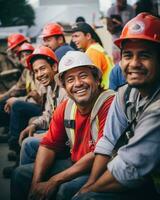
[43,36,59,50]
[72,32,89,50]
[11,44,21,57]
[19,51,32,68]
[121,40,159,89]
[32,59,57,87]
[117,0,127,10]
[64,66,99,107]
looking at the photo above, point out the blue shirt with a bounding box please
[109,64,126,91]
[55,43,74,61]
[95,85,160,188]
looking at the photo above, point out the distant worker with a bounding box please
[2,43,43,178]
[71,22,114,89]
[106,0,135,27]
[39,22,73,61]
[0,35,33,131]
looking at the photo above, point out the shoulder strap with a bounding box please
[64,90,115,147]
[90,90,115,142]
[64,99,76,148]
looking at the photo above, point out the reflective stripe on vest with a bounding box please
[64,90,115,148]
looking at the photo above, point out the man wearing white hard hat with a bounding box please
[11,51,115,200]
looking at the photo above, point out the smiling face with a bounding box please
[121,40,159,94]
[32,59,57,87]
[72,32,90,51]
[64,66,100,110]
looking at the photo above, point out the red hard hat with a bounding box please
[27,46,58,70]
[17,43,34,56]
[114,12,160,48]
[39,23,64,38]
[7,33,28,51]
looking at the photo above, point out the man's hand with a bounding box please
[19,124,36,145]
[0,94,5,101]
[27,90,43,105]
[74,180,94,197]
[28,180,59,200]
[4,97,18,113]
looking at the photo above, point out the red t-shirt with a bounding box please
[41,96,114,162]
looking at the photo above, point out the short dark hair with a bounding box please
[53,34,66,43]
[71,22,103,47]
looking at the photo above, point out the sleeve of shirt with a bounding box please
[40,100,68,153]
[95,92,128,156]
[109,66,118,91]
[3,70,27,98]
[32,88,67,130]
[107,101,160,188]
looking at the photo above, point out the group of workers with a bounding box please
[0,1,160,200]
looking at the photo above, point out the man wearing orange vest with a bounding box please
[71,22,114,89]
[11,51,114,200]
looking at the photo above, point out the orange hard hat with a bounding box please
[27,46,58,70]
[39,23,64,38]
[114,12,160,48]
[17,43,34,56]
[7,33,28,51]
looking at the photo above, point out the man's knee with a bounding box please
[57,182,71,200]
[11,164,34,200]
[12,164,33,183]
[20,137,40,165]
[11,100,24,112]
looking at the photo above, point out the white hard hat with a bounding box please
[55,51,102,87]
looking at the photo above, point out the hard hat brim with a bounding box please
[114,36,160,48]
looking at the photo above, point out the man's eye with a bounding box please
[66,78,74,83]
[80,74,87,79]
[122,54,131,59]
[140,53,150,59]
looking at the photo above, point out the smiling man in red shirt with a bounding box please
[11,51,115,200]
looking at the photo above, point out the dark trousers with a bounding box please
[8,100,42,152]
[0,96,10,127]
[11,158,73,200]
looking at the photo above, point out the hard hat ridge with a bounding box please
[114,12,160,48]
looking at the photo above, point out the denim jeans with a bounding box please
[56,175,89,200]
[20,136,42,165]
[11,158,73,200]
[8,100,42,151]
[71,181,159,200]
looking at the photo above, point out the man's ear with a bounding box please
[86,33,92,40]
[52,63,58,72]
[57,36,63,45]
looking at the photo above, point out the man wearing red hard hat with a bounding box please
[39,23,73,61]
[67,13,160,200]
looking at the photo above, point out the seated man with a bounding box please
[72,13,160,200]
[11,51,115,200]
[18,45,67,165]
